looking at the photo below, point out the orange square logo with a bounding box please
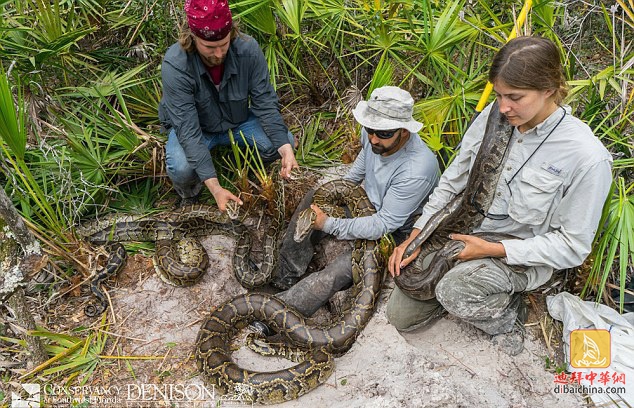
[570,329,611,368]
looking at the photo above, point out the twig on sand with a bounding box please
[512,361,535,393]
[540,316,554,357]
[438,344,477,378]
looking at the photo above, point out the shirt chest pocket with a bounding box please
[223,95,248,124]
[195,91,221,127]
[507,167,563,225]
[220,80,249,124]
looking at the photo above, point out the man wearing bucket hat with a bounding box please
[159,0,298,211]
[250,86,439,335]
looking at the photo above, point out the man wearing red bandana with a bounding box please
[159,0,299,211]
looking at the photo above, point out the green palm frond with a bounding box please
[583,179,634,312]
[58,65,154,98]
[18,319,110,384]
[366,55,394,97]
[296,114,345,168]
[0,64,27,160]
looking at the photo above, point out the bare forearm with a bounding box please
[450,233,506,261]
[204,177,222,195]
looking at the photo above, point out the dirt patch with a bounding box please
[68,263,582,407]
[32,243,583,408]
[2,167,584,407]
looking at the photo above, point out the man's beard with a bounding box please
[371,145,386,154]
[370,133,401,155]
[204,55,225,67]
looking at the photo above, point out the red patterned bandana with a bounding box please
[185,0,232,41]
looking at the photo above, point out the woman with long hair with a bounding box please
[387,36,613,356]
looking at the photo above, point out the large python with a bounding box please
[394,101,517,300]
[195,179,384,404]
[78,169,285,316]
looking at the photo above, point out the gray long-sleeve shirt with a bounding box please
[323,129,440,240]
[158,34,289,181]
[413,103,613,290]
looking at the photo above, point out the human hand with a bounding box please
[388,229,422,277]
[204,178,243,213]
[448,233,506,261]
[277,144,299,179]
[212,187,242,213]
[310,204,328,230]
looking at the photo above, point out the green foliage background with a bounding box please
[0,0,632,309]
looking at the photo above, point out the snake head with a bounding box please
[293,208,316,243]
[226,201,240,220]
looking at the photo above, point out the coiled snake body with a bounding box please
[79,170,284,316]
[195,179,384,404]
[394,102,519,300]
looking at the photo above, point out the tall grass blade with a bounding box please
[0,64,26,159]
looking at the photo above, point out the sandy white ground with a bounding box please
[103,230,582,408]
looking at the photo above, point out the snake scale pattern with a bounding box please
[195,179,384,404]
[394,101,517,300]
[78,168,284,316]
[79,174,382,403]
[82,242,128,317]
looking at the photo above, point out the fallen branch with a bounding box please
[0,187,48,366]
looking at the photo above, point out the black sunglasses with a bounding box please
[364,127,399,139]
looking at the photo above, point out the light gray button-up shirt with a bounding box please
[323,129,440,240]
[413,103,613,290]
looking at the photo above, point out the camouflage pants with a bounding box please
[386,256,530,335]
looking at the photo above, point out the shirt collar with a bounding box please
[193,40,238,82]
[193,53,207,77]
[519,105,570,137]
